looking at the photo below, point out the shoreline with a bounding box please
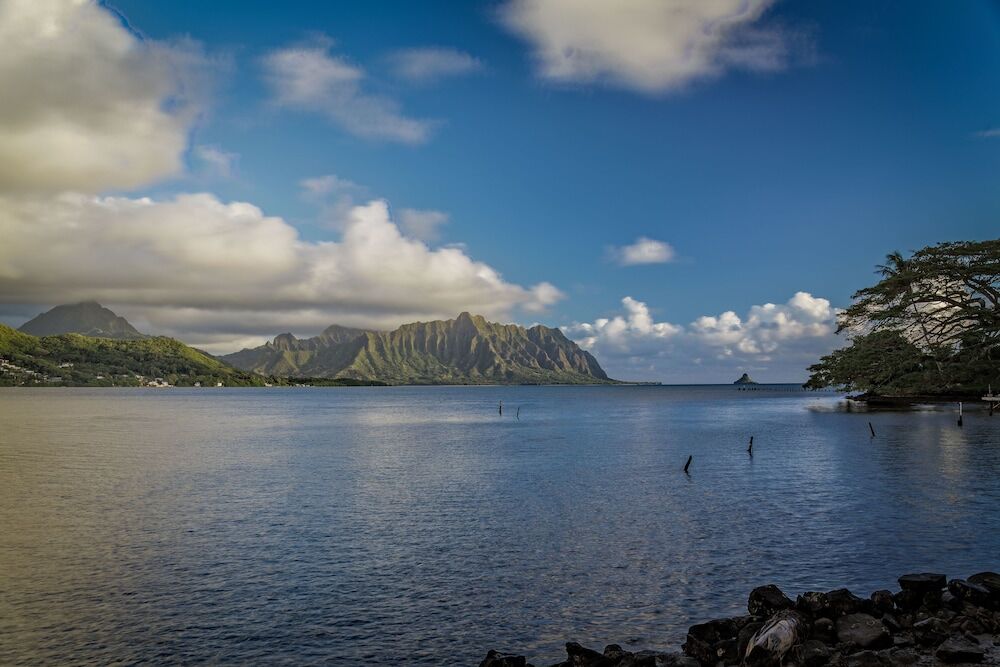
[481,571,1000,667]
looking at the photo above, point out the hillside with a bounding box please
[222,312,612,384]
[0,324,267,387]
[19,302,146,339]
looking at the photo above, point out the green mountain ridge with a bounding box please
[19,301,146,339]
[222,312,613,384]
[0,323,267,387]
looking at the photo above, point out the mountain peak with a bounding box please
[18,302,145,339]
[223,312,612,384]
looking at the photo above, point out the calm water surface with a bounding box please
[1,385,999,665]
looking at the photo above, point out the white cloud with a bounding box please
[261,37,431,143]
[0,0,214,193]
[499,0,798,94]
[0,194,563,352]
[399,208,449,241]
[610,237,676,265]
[389,47,483,83]
[193,145,238,179]
[299,174,364,199]
[973,128,1000,139]
[565,292,841,382]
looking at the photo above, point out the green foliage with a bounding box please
[0,324,269,387]
[807,239,1000,395]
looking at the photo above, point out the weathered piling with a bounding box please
[684,455,692,474]
[869,421,876,438]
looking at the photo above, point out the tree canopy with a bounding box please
[805,239,1000,395]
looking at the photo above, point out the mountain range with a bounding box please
[4,303,613,385]
[221,312,611,384]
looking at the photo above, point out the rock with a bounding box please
[796,592,829,617]
[480,650,528,667]
[737,621,765,658]
[749,585,794,617]
[935,636,985,663]
[565,642,614,667]
[870,590,895,615]
[603,645,628,661]
[744,611,803,666]
[950,579,995,608]
[836,613,891,649]
[844,649,882,667]
[827,588,869,617]
[968,571,1000,596]
[620,650,695,667]
[887,647,920,665]
[812,617,836,643]
[790,639,832,667]
[911,617,950,646]
[683,616,752,664]
[891,590,922,612]
[897,573,946,594]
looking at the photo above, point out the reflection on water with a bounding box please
[1,385,998,665]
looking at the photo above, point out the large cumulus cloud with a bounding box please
[0,0,211,193]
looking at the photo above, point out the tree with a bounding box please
[807,239,1000,394]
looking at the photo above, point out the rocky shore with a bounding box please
[481,571,1000,667]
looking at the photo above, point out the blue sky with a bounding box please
[0,1,998,381]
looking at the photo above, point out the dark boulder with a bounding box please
[827,588,868,617]
[789,639,832,667]
[844,649,882,667]
[683,616,752,664]
[565,642,614,667]
[870,590,895,615]
[897,573,946,594]
[811,617,836,644]
[480,650,529,667]
[620,650,698,667]
[737,621,765,658]
[748,585,794,617]
[935,636,985,664]
[891,590,922,612]
[911,617,949,646]
[836,613,891,649]
[796,591,829,617]
[948,579,993,608]
[968,571,1000,596]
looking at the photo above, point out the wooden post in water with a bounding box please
[869,422,876,438]
[683,455,692,474]
[499,400,503,416]
[748,436,753,456]
[516,406,520,421]
[958,402,963,427]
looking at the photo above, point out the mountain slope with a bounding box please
[0,324,266,386]
[222,312,612,384]
[19,302,145,339]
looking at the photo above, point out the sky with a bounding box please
[0,0,998,382]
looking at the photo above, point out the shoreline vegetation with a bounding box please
[804,240,998,401]
[480,571,1000,667]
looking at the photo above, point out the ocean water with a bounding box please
[1,385,998,665]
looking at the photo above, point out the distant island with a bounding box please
[734,372,757,385]
[0,303,614,387]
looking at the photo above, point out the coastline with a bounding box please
[481,572,1000,667]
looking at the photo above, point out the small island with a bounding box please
[734,372,758,385]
